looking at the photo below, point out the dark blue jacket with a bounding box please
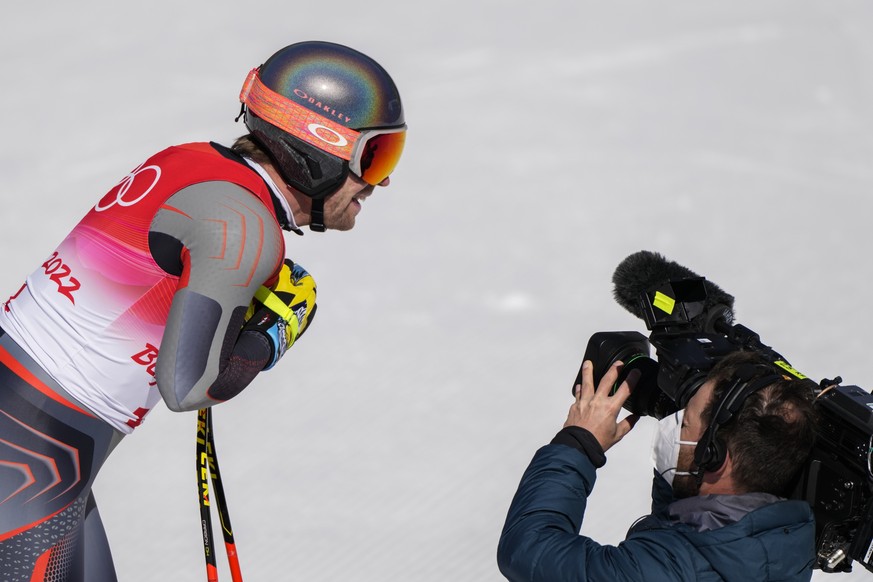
[498,444,815,582]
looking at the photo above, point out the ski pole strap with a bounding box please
[197,408,244,582]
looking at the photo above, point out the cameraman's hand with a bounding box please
[564,360,640,452]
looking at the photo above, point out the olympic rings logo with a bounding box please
[307,123,349,147]
[94,163,162,212]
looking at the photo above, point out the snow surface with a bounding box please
[1,1,872,580]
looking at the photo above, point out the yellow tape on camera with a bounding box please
[652,291,676,315]
[774,360,807,380]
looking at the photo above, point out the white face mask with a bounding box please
[651,409,698,486]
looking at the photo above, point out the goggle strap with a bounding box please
[239,69,360,161]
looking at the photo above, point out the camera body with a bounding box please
[579,276,873,573]
[794,384,873,573]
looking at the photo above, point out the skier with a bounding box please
[0,40,406,581]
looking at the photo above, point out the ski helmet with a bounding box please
[239,41,406,231]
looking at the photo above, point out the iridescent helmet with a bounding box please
[239,41,406,231]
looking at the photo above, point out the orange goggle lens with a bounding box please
[350,128,406,185]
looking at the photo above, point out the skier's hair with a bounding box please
[231,134,272,166]
[703,351,817,496]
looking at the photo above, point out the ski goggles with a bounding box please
[240,69,406,185]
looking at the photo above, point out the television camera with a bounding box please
[576,251,873,574]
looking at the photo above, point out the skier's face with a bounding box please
[321,173,390,231]
[263,157,390,232]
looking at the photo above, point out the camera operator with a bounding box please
[497,351,818,582]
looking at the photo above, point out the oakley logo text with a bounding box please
[293,89,352,124]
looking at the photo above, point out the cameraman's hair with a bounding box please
[231,134,272,166]
[704,351,817,496]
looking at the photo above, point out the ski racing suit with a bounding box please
[0,142,296,581]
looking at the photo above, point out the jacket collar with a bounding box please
[669,492,783,532]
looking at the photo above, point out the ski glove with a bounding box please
[242,259,317,370]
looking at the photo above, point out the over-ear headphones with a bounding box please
[693,364,783,474]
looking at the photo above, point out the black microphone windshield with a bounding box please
[612,251,735,327]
